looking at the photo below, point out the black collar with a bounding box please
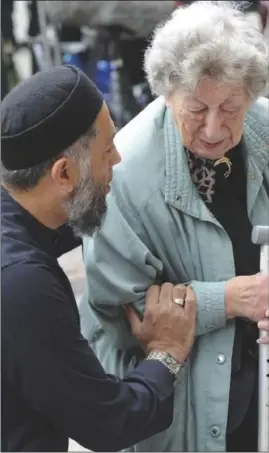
[1,186,61,257]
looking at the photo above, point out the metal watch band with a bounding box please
[145,351,184,380]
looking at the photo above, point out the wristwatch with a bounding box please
[145,351,184,381]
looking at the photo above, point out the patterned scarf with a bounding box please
[187,149,232,204]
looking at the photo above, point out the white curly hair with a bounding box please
[144,1,269,100]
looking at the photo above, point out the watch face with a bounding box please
[166,354,176,365]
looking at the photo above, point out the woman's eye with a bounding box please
[221,105,241,113]
[188,108,207,114]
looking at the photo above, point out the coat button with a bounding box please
[216,353,226,364]
[211,426,220,437]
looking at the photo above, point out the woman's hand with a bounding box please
[225,273,269,323]
[257,309,269,344]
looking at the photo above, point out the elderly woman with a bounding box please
[81,1,269,451]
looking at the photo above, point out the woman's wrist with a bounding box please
[224,278,239,319]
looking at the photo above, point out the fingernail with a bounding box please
[257,337,269,344]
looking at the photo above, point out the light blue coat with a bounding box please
[80,96,269,451]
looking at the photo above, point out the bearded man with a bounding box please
[1,65,196,452]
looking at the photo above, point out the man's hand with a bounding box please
[225,273,269,323]
[125,283,196,364]
[257,309,269,344]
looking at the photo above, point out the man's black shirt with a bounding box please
[1,186,174,452]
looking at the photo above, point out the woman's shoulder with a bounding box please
[247,96,269,128]
[114,97,167,158]
[112,98,168,201]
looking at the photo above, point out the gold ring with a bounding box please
[173,298,185,307]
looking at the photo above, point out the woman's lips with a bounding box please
[200,139,224,148]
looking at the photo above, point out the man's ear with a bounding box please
[51,157,79,193]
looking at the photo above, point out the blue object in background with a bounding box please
[95,60,111,103]
[63,53,84,71]
[62,55,112,104]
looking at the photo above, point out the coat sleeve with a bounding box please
[83,191,227,346]
[2,262,175,452]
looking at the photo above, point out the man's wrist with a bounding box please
[145,351,184,380]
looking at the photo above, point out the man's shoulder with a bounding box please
[1,259,58,304]
[1,258,72,339]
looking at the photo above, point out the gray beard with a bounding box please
[63,177,107,238]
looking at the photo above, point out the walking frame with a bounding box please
[252,226,269,452]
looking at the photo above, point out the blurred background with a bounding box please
[2,1,268,129]
[1,1,268,451]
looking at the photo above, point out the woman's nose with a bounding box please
[203,110,222,140]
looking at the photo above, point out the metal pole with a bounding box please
[36,1,53,70]
[252,226,269,452]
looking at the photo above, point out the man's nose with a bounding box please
[111,147,121,166]
[203,110,222,140]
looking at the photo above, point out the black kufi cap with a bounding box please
[1,65,103,170]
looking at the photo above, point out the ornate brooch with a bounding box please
[214,157,232,178]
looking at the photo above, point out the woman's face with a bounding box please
[167,77,251,160]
